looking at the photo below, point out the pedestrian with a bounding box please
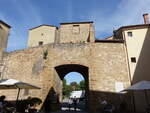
[0,95,6,113]
[119,100,127,113]
[101,97,107,105]
[73,96,77,111]
[68,97,72,111]
[99,97,108,112]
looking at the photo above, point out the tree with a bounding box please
[62,79,86,98]
[62,79,71,98]
[70,82,79,91]
[70,81,85,91]
[79,80,85,90]
[63,79,67,88]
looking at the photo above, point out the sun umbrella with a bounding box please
[124,81,150,91]
[0,78,40,100]
[123,81,150,112]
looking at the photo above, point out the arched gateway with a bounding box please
[55,64,89,109]
[0,21,131,112]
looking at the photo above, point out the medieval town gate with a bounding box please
[0,21,131,112]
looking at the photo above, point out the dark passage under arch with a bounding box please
[55,64,88,80]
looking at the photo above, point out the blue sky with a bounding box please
[64,72,84,85]
[0,0,150,51]
[1,0,150,83]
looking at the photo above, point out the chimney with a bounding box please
[143,13,149,24]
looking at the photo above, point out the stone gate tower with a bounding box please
[0,20,11,51]
[27,21,95,47]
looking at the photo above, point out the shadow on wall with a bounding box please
[88,90,133,113]
[41,87,61,112]
[131,27,150,112]
[40,64,134,113]
[41,89,133,113]
[132,27,150,83]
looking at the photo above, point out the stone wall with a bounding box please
[89,43,131,111]
[59,23,95,43]
[0,42,130,112]
[1,46,51,102]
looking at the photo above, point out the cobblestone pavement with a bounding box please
[51,110,88,113]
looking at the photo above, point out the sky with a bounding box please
[0,0,150,83]
[0,0,150,51]
[64,72,84,85]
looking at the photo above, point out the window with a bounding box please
[131,57,136,63]
[127,32,133,37]
[73,25,79,27]
[73,24,80,34]
[39,41,43,46]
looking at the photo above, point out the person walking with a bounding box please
[73,96,77,111]
[0,95,6,113]
[99,97,108,113]
[68,97,72,111]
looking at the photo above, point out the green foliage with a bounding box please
[63,79,72,98]
[70,82,78,91]
[79,80,85,90]
[62,79,85,98]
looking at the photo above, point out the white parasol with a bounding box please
[0,78,40,100]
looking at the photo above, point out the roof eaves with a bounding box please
[29,24,58,30]
[60,21,93,25]
[95,39,124,43]
[116,24,150,32]
[0,20,11,28]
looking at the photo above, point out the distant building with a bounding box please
[70,90,85,98]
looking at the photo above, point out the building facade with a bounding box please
[28,25,57,47]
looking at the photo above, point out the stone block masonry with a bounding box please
[0,42,130,112]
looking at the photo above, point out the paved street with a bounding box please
[51,98,88,113]
[51,111,88,113]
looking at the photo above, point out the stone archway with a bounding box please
[55,64,88,80]
[55,64,89,110]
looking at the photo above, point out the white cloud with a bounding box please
[2,0,150,50]
[86,0,150,38]
[4,0,43,51]
[11,0,42,25]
